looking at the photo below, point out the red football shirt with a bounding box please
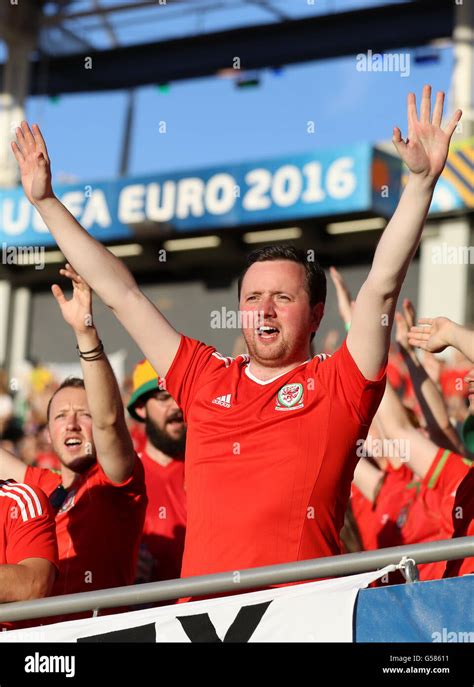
[24,458,147,596]
[374,463,415,550]
[398,448,472,580]
[165,335,386,578]
[0,480,58,567]
[0,480,58,631]
[351,463,414,552]
[138,450,186,582]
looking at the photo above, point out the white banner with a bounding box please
[0,567,395,643]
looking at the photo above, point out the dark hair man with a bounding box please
[127,360,186,583]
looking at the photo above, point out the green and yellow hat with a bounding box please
[127,359,162,422]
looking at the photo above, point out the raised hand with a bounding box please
[51,264,93,334]
[408,316,452,354]
[11,121,54,205]
[392,85,462,181]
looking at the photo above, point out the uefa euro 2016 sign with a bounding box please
[0,144,401,247]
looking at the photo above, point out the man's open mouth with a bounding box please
[64,437,83,449]
[167,415,184,425]
[257,325,280,340]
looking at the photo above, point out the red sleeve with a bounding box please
[96,454,147,502]
[424,448,473,543]
[315,338,387,425]
[5,483,58,568]
[24,466,61,498]
[164,334,232,420]
[423,448,472,494]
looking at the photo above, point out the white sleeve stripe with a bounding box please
[2,485,36,519]
[1,484,43,518]
[7,483,43,517]
[211,352,233,368]
[0,490,29,522]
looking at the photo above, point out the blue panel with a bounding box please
[355,576,474,643]
[0,144,374,247]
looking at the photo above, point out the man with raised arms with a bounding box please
[11,86,461,578]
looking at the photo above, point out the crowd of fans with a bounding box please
[0,275,472,613]
[326,268,473,584]
[1,88,471,643]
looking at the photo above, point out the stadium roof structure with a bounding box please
[0,0,455,95]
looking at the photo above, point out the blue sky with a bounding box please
[2,1,455,182]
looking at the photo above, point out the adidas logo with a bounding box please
[212,394,232,408]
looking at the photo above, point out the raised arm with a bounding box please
[408,317,474,363]
[347,86,461,379]
[11,122,180,379]
[353,457,384,504]
[52,264,135,483]
[376,381,440,479]
[395,300,466,455]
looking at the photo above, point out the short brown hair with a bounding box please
[238,244,326,306]
[46,377,85,422]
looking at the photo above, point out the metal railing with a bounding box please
[1,537,472,623]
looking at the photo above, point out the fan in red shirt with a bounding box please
[0,479,58,630]
[401,447,473,580]
[407,314,474,577]
[376,380,473,580]
[13,88,460,583]
[166,328,385,578]
[0,266,146,604]
[127,359,186,583]
[352,452,415,552]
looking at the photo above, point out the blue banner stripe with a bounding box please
[355,576,474,643]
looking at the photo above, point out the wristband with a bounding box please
[76,340,104,360]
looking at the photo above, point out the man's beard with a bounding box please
[145,416,186,459]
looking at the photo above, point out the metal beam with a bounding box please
[41,0,187,25]
[92,0,120,48]
[3,0,454,96]
[42,23,97,52]
[245,0,288,21]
